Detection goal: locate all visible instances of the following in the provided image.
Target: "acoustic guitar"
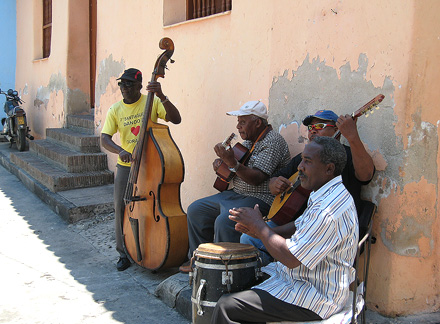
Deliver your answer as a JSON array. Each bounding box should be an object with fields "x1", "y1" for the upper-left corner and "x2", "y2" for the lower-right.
[
  {"x1": 213, "y1": 133, "x2": 249, "y2": 192},
  {"x1": 267, "y1": 94, "x2": 385, "y2": 226}
]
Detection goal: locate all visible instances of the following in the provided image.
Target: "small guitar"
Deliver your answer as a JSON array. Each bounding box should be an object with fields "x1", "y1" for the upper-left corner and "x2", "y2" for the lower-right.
[
  {"x1": 266, "y1": 171, "x2": 311, "y2": 225},
  {"x1": 267, "y1": 94, "x2": 385, "y2": 225},
  {"x1": 213, "y1": 133, "x2": 249, "y2": 192}
]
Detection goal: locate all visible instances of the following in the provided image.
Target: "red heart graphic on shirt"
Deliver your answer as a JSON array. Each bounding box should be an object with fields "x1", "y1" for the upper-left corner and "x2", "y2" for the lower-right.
[{"x1": 131, "y1": 126, "x2": 140, "y2": 136}]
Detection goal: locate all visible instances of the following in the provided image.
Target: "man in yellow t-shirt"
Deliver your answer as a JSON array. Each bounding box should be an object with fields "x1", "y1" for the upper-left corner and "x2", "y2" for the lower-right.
[{"x1": 101, "y1": 68, "x2": 181, "y2": 271}]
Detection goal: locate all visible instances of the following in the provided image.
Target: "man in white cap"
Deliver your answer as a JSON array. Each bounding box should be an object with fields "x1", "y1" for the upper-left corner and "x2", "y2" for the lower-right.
[{"x1": 179, "y1": 101, "x2": 290, "y2": 273}]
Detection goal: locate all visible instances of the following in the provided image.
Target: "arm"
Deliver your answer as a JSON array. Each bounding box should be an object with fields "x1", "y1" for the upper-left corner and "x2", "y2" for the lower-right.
[
  {"x1": 336, "y1": 115, "x2": 375, "y2": 181},
  {"x1": 272, "y1": 221, "x2": 296, "y2": 238},
  {"x1": 230, "y1": 205, "x2": 301, "y2": 268},
  {"x1": 146, "y1": 81, "x2": 181, "y2": 124},
  {"x1": 237, "y1": 219, "x2": 296, "y2": 239},
  {"x1": 214, "y1": 143, "x2": 268, "y2": 186},
  {"x1": 101, "y1": 133, "x2": 132, "y2": 163}
]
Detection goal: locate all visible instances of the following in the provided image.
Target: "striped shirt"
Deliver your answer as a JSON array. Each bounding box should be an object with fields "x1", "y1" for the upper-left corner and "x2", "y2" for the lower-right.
[{"x1": 254, "y1": 176, "x2": 359, "y2": 319}]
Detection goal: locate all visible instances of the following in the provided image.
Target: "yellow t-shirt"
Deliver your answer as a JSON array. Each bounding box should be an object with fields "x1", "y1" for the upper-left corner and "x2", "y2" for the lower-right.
[{"x1": 101, "y1": 94, "x2": 167, "y2": 166}]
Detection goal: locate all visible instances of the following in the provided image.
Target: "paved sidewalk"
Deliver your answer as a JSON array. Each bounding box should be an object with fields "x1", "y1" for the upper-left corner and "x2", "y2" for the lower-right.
[
  {"x1": 0, "y1": 164, "x2": 189, "y2": 324},
  {"x1": 0, "y1": 140, "x2": 439, "y2": 324}
]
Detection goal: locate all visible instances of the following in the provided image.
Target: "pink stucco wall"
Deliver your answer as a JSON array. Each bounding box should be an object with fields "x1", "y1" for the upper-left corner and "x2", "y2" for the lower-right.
[{"x1": 15, "y1": 0, "x2": 440, "y2": 317}]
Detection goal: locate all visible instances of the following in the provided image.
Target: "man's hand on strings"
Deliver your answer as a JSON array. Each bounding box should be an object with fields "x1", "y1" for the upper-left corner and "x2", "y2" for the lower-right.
[
  {"x1": 336, "y1": 114, "x2": 359, "y2": 142},
  {"x1": 214, "y1": 143, "x2": 236, "y2": 167},
  {"x1": 269, "y1": 176, "x2": 293, "y2": 195},
  {"x1": 119, "y1": 149, "x2": 132, "y2": 163},
  {"x1": 146, "y1": 81, "x2": 165, "y2": 99}
]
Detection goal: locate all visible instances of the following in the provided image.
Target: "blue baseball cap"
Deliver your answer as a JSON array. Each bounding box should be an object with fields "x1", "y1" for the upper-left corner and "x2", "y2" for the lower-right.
[{"x1": 302, "y1": 110, "x2": 339, "y2": 126}]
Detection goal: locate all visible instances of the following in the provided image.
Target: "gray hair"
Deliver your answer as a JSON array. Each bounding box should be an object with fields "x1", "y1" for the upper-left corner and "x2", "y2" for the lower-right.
[
  {"x1": 250, "y1": 114, "x2": 268, "y2": 126},
  {"x1": 312, "y1": 136, "x2": 347, "y2": 176}
]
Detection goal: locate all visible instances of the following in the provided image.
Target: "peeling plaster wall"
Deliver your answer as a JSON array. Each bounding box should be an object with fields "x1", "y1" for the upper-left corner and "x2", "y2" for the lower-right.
[
  {"x1": 91, "y1": 0, "x2": 440, "y2": 316},
  {"x1": 15, "y1": 0, "x2": 440, "y2": 316}
]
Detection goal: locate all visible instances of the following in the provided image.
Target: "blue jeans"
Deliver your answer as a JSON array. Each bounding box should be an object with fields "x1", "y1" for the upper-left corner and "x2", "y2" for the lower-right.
[
  {"x1": 240, "y1": 220, "x2": 278, "y2": 266},
  {"x1": 186, "y1": 190, "x2": 269, "y2": 258}
]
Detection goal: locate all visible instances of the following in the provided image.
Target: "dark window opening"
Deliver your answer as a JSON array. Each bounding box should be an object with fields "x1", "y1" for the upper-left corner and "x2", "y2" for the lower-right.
[
  {"x1": 187, "y1": 0, "x2": 231, "y2": 20},
  {"x1": 43, "y1": 0, "x2": 52, "y2": 58}
]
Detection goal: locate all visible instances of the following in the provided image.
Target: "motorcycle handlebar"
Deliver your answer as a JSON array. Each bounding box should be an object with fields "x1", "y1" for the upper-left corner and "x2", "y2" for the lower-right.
[{"x1": 0, "y1": 89, "x2": 24, "y2": 104}]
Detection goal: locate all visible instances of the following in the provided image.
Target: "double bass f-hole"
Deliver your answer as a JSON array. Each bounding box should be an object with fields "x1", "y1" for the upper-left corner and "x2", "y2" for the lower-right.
[
  {"x1": 149, "y1": 191, "x2": 161, "y2": 222},
  {"x1": 127, "y1": 186, "x2": 147, "y2": 212}
]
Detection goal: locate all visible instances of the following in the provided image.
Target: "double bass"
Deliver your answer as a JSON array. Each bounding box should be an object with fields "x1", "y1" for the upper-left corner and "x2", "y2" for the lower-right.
[{"x1": 123, "y1": 38, "x2": 188, "y2": 270}]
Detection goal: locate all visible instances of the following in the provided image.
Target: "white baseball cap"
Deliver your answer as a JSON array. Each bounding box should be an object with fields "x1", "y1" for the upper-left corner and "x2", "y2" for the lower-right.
[{"x1": 226, "y1": 101, "x2": 268, "y2": 120}]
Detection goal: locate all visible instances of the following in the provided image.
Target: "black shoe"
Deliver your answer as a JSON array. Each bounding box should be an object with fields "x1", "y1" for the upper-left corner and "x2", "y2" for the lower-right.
[{"x1": 116, "y1": 257, "x2": 131, "y2": 271}]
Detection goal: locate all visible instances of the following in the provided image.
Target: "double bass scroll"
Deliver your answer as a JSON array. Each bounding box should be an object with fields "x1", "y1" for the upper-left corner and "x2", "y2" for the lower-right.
[{"x1": 123, "y1": 38, "x2": 188, "y2": 271}]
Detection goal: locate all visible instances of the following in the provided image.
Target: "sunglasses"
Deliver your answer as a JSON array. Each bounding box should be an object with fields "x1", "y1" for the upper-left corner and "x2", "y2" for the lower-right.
[
  {"x1": 307, "y1": 123, "x2": 336, "y2": 131},
  {"x1": 118, "y1": 81, "x2": 136, "y2": 88}
]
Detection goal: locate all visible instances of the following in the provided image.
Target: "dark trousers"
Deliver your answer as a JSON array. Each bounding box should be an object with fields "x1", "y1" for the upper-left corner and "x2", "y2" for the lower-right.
[
  {"x1": 211, "y1": 289, "x2": 322, "y2": 324},
  {"x1": 114, "y1": 164, "x2": 130, "y2": 258}
]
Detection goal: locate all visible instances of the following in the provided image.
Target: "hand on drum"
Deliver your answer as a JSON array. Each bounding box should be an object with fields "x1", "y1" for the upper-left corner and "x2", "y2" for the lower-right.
[{"x1": 229, "y1": 204, "x2": 266, "y2": 238}]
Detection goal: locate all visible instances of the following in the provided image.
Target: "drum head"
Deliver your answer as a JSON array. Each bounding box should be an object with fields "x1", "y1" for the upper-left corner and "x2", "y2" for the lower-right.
[{"x1": 196, "y1": 242, "x2": 257, "y2": 260}]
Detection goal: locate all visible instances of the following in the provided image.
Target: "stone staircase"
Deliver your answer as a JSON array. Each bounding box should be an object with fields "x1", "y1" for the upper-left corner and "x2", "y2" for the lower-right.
[{"x1": 7, "y1": 112, "x2": 115, "y2": 222}]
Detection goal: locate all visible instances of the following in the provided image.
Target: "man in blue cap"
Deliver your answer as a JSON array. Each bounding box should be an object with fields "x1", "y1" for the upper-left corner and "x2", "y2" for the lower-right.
[{"x1": 240, "y1": 109, "x2": 375, "y2": 265}]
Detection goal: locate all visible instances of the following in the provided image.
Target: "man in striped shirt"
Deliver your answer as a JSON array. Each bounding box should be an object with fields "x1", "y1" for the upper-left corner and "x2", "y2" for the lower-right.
[{"x1": 212, "y1": 136, "x2": 359, "y2": 323}]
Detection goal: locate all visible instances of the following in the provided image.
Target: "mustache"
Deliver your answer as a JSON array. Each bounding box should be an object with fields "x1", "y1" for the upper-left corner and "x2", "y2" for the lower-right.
[{"x1": 298, "y1": 171, "x2": 306, "y2": 178}]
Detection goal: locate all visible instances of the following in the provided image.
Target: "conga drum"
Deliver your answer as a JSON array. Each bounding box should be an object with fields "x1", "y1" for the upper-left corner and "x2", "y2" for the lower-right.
[{"x1": 191, "y1": 242, "x2": 261, "y2": 324}]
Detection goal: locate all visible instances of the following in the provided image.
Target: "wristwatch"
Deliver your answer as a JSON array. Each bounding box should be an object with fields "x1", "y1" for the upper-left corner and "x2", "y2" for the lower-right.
[{"x1": 228, "y1": 160, "x2": 240, "y2": 173}]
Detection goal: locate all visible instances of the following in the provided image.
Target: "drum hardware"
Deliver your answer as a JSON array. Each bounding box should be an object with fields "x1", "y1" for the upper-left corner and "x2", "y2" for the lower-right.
[
  {"x1": 188, "y1": 255, "x2": 196, "y2": 285},
  {"x1": 195, "y1": 279, "x2": 207, "y2": 316},
  {"x1": 220, "y1": 255, "x2": 233, "y2": 292},
  {"x1": 191, "y1": 243, "x2": 261, "y2": 324}
]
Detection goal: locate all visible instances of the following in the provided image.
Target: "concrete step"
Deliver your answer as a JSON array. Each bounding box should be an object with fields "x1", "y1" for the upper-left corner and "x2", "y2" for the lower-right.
[
  {"x1": 66, "y1": 114, "x2": 95, "y2": 135},
  {"x1": 46, "y1": 128, "x2": 101, "y2": 153},
  {"x1": 29, "y1": 139, "x2": 108, "y2": 173},
  {"x1": 0, "y1": 142, "x2": 114, "y2": 223},
  {"x1": 10, "y1": 151, "x2": 114, "y2": 192}
]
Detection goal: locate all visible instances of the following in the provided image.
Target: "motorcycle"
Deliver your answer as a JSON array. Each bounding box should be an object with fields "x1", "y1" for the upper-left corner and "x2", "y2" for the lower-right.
[{"x1": 0, "y1": 88, "x2": 34, "y2": 151}]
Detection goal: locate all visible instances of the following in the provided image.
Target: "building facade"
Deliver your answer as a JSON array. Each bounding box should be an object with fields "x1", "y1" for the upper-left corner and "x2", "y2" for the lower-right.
[{"x1": 15, "y1": 0, "x2": 440, "y2": 317}]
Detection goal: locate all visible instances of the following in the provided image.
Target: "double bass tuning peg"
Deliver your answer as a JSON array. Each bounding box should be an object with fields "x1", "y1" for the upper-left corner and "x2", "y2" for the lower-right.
[{"x1": 165, "y1": 60, "x2": 175, "y2": 71}]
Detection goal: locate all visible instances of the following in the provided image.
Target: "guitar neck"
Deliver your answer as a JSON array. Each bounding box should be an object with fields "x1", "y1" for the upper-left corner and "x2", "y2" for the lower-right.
[
  {"x1": 222, "y1": 133, "x2": 236, "y2": 149},
  {"x1": 332, "y1": 94, "x2": 384, "y2": 140}
]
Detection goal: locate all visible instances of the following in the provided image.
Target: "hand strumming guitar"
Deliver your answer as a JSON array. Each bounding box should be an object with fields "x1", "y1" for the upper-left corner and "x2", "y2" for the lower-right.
[
  {"x1": 269, "y1": 176, "x2": 294, "y2": 195},
  {"x1": 214, "y1": 142, "x2": 237, "y2": 169}
]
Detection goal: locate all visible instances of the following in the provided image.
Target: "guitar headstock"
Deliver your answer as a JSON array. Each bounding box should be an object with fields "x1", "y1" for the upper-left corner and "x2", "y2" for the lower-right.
[
  {"x1": 222, "y1": 133, "x2": 237, "y2": 149},
  {"x1": 352, "y1": 94, "x2": 385, "y2": 118}
]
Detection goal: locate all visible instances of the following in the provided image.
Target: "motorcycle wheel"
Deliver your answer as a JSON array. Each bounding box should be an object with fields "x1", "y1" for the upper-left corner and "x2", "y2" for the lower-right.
[{"x1": 16, "y1": 128, "x2": 26, "y2": 151}]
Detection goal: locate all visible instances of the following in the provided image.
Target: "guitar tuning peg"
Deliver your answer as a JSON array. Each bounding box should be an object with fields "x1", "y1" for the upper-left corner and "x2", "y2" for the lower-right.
[{"x1": 170, "y1": 59, "x2": 175, "y2": 63}]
